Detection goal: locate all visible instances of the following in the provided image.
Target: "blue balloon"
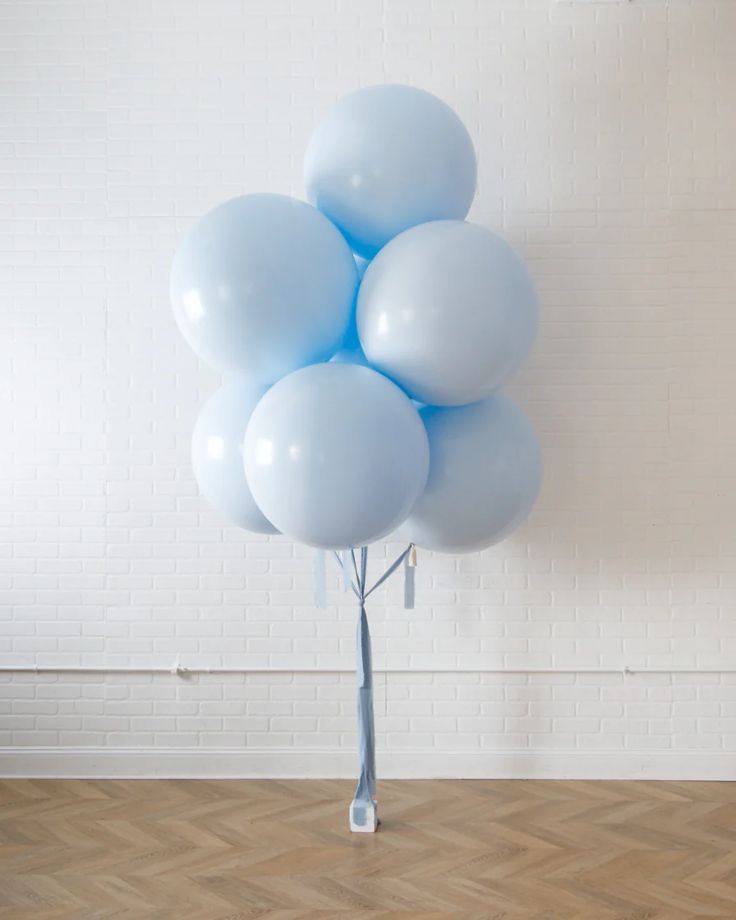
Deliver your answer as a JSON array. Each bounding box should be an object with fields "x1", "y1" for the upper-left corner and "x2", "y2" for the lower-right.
[
  {"x1": 191, "y1": 377, "x2": 278, "y2": 534},
  {"x1": 304, "y1": 85, "x2": 477, "y2": 259},
  {"x1": 244, "y1": 363, "x2": 429, "y2": 550},
  {"x1": 358, "y1": 220, "x2": 538, "y2": 406},
  {"x1": 401, "y1": 394, "x2": 542, "y2": 553},
  {"x1": 171, "y1": 194, "x2": 357, "y2": 381}
]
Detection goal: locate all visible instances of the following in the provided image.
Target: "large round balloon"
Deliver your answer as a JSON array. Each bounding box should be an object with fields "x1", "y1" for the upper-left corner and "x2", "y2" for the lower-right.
[
  {"x1": 243, "y1": 363, "x2": 429, "y2": 549},
  {"x1": 401, "y1": 394, "x2": 542, "y2": 553},
  {"x1": 191, "y1": 377, "x2": 278, "y2": 534},
  {"x1": 171, "y1": 193, "x2": 357, "y2": 381},
  {"x1": 357, "y1": 220, "x2": 538, "y2": 406},
  {"x1": 304, "y1": 85, "x2": 476, "y2": 259}
]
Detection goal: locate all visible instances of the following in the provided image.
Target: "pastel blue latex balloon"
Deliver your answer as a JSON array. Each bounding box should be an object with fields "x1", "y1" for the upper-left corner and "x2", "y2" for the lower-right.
[
  {"x1": 304, "y1": 85, "x2": 477, "y2": 258},
  {"x1": 171, "y1": 193, "x2": 357, "y2": 381},
  {"x1": 191, "y1": 376, "x2": 278, "y2": 534},
  {"x1": 244, "y1": 363, "x2": 429, "y2": 550},
  {"x1": 401, "y1": 394, "x2": 542, "y2": 553},
  {"x1": 358, "y1": 220, "x2": 538, "y2": 406}
]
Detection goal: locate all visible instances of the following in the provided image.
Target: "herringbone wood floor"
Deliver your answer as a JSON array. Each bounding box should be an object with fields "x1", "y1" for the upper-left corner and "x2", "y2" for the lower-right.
[{"x1": 1, "y1": 779, "x2": 735, "y2": 918}]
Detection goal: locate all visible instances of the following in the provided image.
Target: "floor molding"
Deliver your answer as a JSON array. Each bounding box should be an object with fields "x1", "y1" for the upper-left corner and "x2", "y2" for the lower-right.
[{"x1": 1, "y1": 747, "x2": 733, "y2": 781}]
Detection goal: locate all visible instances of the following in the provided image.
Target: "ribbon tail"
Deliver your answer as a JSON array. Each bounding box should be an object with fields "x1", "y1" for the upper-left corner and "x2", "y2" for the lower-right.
[
  {"x1": 403, "y1": 553, "x2": 415, "y2": 610},
  {"x1": 353, "y1": 604, "x2": 376, "y2": 806}
]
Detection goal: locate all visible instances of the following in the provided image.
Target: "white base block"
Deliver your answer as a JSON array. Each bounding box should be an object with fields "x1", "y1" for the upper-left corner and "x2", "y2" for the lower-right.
[{"x1": 349, "y1": 797, "x2": 378, "y2": 833}]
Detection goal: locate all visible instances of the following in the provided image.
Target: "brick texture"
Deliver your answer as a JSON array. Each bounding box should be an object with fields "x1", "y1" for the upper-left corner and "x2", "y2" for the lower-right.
[{"x1": 2, "y1": 0, "x2": 736, "y2": 774}]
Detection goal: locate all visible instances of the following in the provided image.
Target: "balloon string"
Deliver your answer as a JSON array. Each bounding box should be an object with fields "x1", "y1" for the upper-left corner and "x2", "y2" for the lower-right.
[
  {"x1": 333, "y1": 544, "x2": 415, "y2": 605},
  {"x1": 404, "y1": 551, "x2": 415, "y2": 610},
  {"x1": 333, "y1": 551, "x2": 361, "y2": 601},
  {"x1": 353, "y1": 598, "x2": 376, "y2": 805},
  {"x1": 363, "y1": 544, "x2": 413, "y2": 599},
  {"x1": 350, "y1": 548, "x2": 360, "y2": 591},
  {"x1": 337, "y1": 544, "x2": 415, "y2": 829},
  {"x1": 331, "y1": 542, "x2": 415, "y2": 604},
  {"x1": 351, "y1": 546, "x2": 374, "y2": 809},
  {"x1": 355, "y1": 546, "x2": 375, "y2": 809}
]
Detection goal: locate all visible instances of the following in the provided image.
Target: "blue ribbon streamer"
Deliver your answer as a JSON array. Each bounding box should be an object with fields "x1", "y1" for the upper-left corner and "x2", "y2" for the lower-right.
[
  {"x1": 344, "y1": 543, "x2": 415, "y2": 824},
  {"x1": 352, "y1": 546, "x2": 375, "y2": 809},
  {"x1": 354, "y1": 601, "x2": 376, "y2": 805},
  {"x1": 404, "y1": 553, "x2": 415, "y2": 610},
  {"x1": 329, "y1": 544, "x2": 414, "y2": 826},
  {"x1": 363, "y1": 545, "x2": 412, "y2": 599}
]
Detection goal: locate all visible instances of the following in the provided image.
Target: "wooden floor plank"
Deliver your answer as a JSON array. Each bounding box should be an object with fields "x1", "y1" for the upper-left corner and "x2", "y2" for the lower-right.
[{"x1": 0, "y1": 778, "x2": 734, "y2": 918}]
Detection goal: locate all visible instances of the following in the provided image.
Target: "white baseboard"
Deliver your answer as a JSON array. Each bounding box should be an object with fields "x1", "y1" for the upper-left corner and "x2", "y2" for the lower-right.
[{"x1": 1, "y1": 747, "x2": 734, "y2": 781}]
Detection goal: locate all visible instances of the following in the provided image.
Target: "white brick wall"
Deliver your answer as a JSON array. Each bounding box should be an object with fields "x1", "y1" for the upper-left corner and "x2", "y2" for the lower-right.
[{"x1": 2, "y1": 0, "x2": 736, "y2": 778}]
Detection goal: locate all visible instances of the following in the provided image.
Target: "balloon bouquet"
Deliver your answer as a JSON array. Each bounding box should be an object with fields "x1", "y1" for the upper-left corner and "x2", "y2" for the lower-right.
[{"x1": 171, "y1": 85, "x2": 542, "y2": 832}]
